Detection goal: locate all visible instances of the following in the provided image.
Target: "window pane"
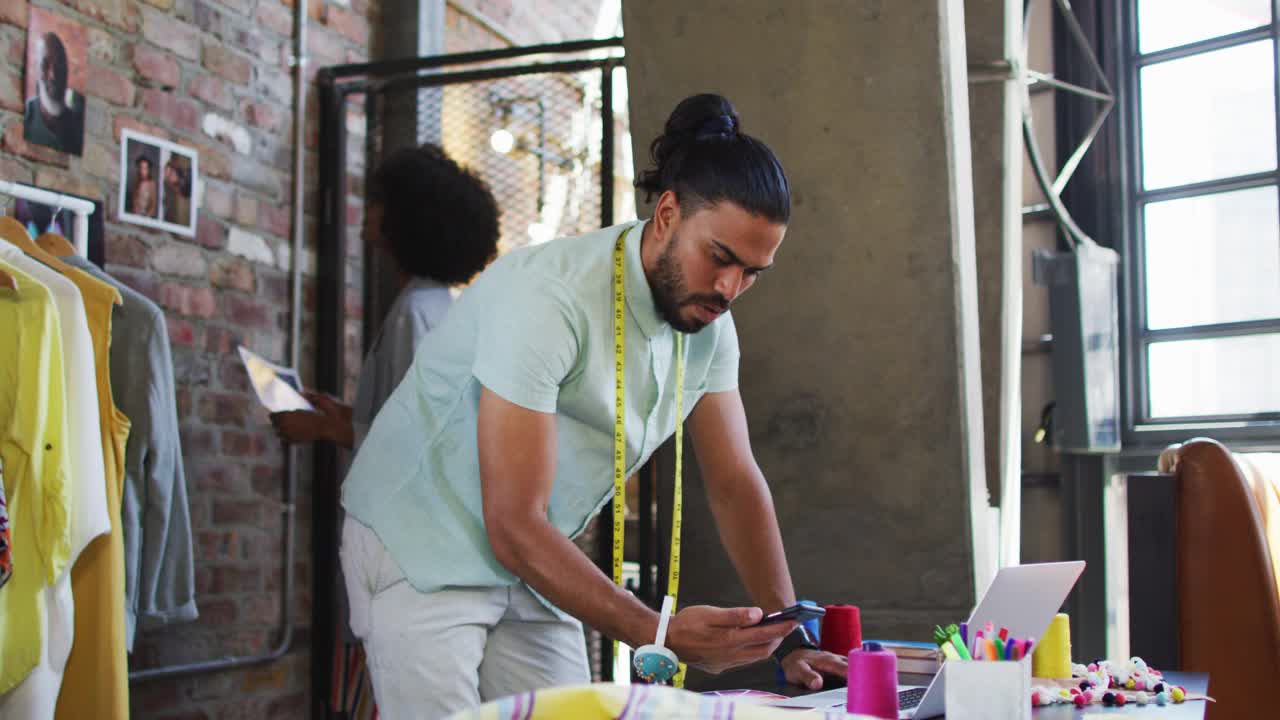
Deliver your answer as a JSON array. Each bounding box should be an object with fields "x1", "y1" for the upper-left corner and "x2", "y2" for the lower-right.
[
  {"x1": 1144, "y1": 187, "x2": 1280, "y2": 329},
  {"x1": 1138, "y1": 0, "x2": 1271, "y2": 54},
  {"x1": 1148, "y1": 334, "x2": 1280, "y2": 417},
  {"x1": 1140, "y1": 40, "x2": 1276, "y2": 190}
]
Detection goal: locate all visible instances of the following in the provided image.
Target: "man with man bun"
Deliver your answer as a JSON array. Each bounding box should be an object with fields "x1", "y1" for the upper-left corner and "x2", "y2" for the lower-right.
[{"x1": 339, "y1": 93, "x2": 845, "y2": 717}]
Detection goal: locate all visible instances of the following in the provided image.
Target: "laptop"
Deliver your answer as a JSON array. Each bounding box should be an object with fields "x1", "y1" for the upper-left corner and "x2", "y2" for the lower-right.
[{"x1": 763, "y1": 561, "x2": 1086, "y2": 718}]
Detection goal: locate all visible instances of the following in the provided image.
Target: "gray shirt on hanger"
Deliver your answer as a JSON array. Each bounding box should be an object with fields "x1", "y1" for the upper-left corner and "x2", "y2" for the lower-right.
[{"x1": 64, "y1": 255, "x2": 198, "y2": 649}]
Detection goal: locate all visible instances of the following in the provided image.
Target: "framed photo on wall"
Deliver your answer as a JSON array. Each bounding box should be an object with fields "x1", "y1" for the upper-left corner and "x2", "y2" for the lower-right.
[
  {"x1": 118, "y1": 129, "x2": 199, "y2": 237},
  {"x1": 24, "y1": 6, "x2": 86, "y2": 156}
]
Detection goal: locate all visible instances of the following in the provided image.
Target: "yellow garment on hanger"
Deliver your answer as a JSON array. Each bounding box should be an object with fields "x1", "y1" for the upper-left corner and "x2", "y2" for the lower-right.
[
  {"x1": 34, "y1": 232, "x2": 77, "y2": 258},
  {"x1": 0, "y1": 259, "x2": 72, "y2": 692},
  {"x1": 0, "y1": 216, "x2": 132, "y2": 719},
  {"x1": 52, "y1": 265, "x2": 131, "y2": 720}
]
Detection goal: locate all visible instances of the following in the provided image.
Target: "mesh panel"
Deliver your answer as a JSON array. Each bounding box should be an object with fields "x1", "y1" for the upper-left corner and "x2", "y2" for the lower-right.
[{"x1": 371, "y1": 68, "x2": 631, "y2": 254}]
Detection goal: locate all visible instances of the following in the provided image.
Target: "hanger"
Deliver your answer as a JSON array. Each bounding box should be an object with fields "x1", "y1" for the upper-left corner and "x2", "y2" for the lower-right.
[
  {"x1": 0, "y1": 199, "x2": 21, "y2": 293},
  {"x1": 35, "y1": 198, "x2": 77, "y2": 257},
  {"x1": 0, "y1": 213, "x2": 81, "y2": 278},
  {"x1": 0, "y1": 266, "x2": 16, "y2": 293}
]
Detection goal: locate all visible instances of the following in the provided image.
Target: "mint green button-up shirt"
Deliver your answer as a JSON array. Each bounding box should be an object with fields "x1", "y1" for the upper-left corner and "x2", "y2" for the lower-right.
[{"x1": 340, "y1": 220, "x2": 740, "y2": 601}]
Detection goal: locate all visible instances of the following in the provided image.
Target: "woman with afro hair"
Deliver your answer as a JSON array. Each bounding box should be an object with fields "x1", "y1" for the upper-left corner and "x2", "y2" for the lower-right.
[{"x1": 271, "y1": 143, "x2": 499, "y2": 450}]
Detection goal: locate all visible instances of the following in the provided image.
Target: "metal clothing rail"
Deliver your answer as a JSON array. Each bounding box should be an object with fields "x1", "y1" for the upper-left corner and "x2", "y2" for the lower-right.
[{"x1": 0, "y1": 179, "x2": 95, "y2": 256}]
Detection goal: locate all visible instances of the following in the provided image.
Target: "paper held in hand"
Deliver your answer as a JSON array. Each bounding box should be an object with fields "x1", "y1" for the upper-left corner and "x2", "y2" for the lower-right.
[{"x1": 237, "y1": 345, "x2": 314, "y2": 413}]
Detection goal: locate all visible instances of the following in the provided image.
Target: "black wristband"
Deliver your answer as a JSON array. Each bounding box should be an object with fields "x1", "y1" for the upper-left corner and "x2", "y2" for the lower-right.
[{"x1": 772, "y1": 625, "x2": 818, "y2": 664}]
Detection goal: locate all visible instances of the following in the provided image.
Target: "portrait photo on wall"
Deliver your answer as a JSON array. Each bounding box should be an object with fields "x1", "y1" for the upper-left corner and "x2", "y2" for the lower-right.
[
  {"x1": 160, "y1": 149, "x2": 194, "y2": 229},
  {"x1": 119, "y1": 129, "x2": 199, "y2": 237},
  {"x1": 23, "y1": 6, "x2": 87, "y2": 156}
]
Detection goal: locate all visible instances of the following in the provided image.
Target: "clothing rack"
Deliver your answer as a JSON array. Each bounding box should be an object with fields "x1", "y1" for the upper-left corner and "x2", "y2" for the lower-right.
[{"x1": 0, "y1": 180, "x2": 96, "y2": 257}]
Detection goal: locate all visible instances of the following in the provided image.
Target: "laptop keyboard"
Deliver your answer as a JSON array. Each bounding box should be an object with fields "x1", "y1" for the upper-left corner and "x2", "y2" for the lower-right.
[{"x1": 898, "y1": 687, "x2": 926, "y2": 710}]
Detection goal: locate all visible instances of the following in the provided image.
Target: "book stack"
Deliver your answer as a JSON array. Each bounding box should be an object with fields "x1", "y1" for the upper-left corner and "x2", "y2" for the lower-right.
[{"x1": 868, "y1": 640, "x2": 943, "y2": 676}]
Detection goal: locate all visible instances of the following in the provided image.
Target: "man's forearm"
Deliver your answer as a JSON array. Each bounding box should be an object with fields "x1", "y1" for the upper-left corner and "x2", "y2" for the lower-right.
[
  {"x1": 490, "y1": 514, "x2": 659, "y2": 648},
  {"x1": 706, "y1": 468, "x2": 796, "y2": 612}
]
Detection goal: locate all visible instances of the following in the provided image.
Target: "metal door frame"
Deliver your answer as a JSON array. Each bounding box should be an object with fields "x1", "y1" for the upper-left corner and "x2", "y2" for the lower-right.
[{"x1": 314, "y1": 38, "x2": 627, "y2": 708}]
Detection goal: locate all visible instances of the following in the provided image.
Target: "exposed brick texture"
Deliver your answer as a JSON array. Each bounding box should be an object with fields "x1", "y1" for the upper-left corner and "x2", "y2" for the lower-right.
[
  {"x1": 0, "y1": 0, "x2": 28, "y2": 28},
  {"x1": 59, "y1": 0, "x2": 139, "y2": 32},
  {"x1": 141, "y1": 7, "x2": 199, "y2": 60},
  {"x1": 0, "y1": 71, "x2": 21, "y2": 114},
  {"x1": 0, "y1": 1, "x2": 606, "y2": 717},
  {"x1": 85, "y1": 64, "x2": 137, "y2": 107},
  {"x1": 134, "y1": 44, "x2": 182, "y2": 87},
  {"x1": 188, "y1": 74, "x2": 233, "y2": 111},
  {"x1": 113, "y1": 113, "x2": 172, "y2": 142},
  {"x1": 3, "y1": 123, "x2": 71, "y2": 166},
  {"x1": 195, "y1": 214, "x2": 228, "y2": 249},
  {"x1": 255, "y1": 2, "x2": 292, "y2": 37},
  {"x1": 203, "y1": 42, "x2": 252, "y2": 85},
  {"x1": 140, "y1": 88, "x2": 200, "y2": 132},
  {"x1": 323, "y1": 4, "x2": 368, "y2": 45}
]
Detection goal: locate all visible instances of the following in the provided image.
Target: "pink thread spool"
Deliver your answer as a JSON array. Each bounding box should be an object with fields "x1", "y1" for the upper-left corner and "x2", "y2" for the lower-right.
[
  {"x1": 847, "y1": 642, "x2": 899, "y2": 719},
  {"x1": 820, "y1": 605, "x2": 862, "y2": 657}
]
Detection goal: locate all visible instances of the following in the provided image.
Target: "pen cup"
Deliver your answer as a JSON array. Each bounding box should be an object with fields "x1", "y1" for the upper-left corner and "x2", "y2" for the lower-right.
[{"x1": 943, "y1": 658, "x2": 1031, "y2": 720}]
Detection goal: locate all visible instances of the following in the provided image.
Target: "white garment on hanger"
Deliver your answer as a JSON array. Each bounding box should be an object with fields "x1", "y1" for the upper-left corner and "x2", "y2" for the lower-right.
[
  {"x1": 0, "y1": 573, "x2": 75, "y2": 720},
  {"x1": 0, "y1": 240, "x2": 109, "y2": 718}
]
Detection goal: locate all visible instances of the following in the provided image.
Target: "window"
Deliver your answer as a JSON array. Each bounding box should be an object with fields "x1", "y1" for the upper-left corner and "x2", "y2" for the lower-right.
[{"x1": 1122, "y1": 0, "x2": 1280, "y2": 436}]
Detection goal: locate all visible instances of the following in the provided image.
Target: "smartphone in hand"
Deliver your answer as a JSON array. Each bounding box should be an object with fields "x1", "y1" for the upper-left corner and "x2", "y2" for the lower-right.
[{"x1": 755, "y1": 603, "x2": 826, "y2": 626}]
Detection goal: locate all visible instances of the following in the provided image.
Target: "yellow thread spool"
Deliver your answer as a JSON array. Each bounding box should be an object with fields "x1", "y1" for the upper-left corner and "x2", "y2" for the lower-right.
[{"x1": 1032, "y1": 613, "x2": 1073, "y2": 679}]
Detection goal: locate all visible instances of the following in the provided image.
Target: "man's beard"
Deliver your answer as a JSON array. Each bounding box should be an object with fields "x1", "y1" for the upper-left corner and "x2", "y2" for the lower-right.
[
  {"x1": 651, "y1": 230, "x2": 730, "y2": 334},
  {"x1": 38, "y1": 78, "x2": 65, "y2": 117}
]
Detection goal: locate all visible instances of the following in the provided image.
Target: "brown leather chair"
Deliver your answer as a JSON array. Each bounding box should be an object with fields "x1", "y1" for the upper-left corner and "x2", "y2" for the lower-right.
[{"x1": 1158, "y1": 438, "x2": 1280, "y2": 719}]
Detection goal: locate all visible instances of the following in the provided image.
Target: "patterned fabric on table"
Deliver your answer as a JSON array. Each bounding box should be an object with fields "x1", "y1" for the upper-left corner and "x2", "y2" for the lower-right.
[
  {"x1": 0, "y1": 458, "x2": 10, "y2": 589},
  {"x1": 446, "y1": 683, "x2": 869, "y2": 720}
]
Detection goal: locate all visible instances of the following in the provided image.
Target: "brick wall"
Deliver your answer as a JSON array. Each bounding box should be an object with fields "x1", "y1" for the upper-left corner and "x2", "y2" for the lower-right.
[
  {"x1": 0, "y1": 0, "x2": 611, "y2": 716},
  {"x1": 0, "y1": 0, "x2": 372, "y2": 718},
  {"x1": 448, "y1": 0, "x2": 608, "y2": 47}
]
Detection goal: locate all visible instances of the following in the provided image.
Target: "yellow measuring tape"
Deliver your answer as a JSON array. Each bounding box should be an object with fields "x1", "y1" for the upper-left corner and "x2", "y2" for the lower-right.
[{"x1": 612, "y1": 226, "x2": 686, "y2": 686}]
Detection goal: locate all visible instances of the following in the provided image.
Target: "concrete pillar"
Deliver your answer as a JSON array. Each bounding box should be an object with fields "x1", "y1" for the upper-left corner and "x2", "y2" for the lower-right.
[
  {"x1": 966, "y1": 0, "x2": 1024, "y2": 565},
  {"x1": 378, "y1": 0, "x2": 445, "y2": 147},
  {"x1": 622, "y1": 0, "x2": 991, "y2": 680},
  {"x1": 365, "y1": 0, "x2": 446, "y2": 341}
]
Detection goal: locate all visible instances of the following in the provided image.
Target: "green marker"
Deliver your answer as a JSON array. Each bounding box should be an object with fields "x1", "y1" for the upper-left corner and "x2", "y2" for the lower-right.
[{"x1": 944, "y1": 623, "x2": 972, "y2": 660}]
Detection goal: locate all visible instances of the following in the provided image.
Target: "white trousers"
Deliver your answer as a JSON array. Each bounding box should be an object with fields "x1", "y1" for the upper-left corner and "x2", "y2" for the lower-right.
[{"x1": 340, "y1": 517, "x2": 590, "y2": 720}]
